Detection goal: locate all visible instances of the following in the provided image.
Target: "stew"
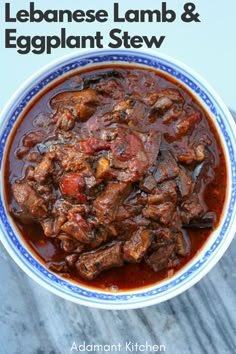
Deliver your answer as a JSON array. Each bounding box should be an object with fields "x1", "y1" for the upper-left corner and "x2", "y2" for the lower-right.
[{"x1": 5, "y1": 66, "x2": 227, "y2": 291}]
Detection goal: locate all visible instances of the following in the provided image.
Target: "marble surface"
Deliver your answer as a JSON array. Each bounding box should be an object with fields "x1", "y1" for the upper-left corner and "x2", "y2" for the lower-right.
[{"x1": 0, "y1": 114, "x2": 235, "y2": 354}]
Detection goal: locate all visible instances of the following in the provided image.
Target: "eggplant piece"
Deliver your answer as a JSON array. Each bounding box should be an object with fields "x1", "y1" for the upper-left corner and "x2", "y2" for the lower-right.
[{"x1": 183, "y1": 213, "x2": 215, "y2": 229}]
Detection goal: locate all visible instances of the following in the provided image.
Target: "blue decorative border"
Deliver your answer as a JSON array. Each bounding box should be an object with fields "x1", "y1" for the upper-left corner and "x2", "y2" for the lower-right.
[{"x1": 0, "y1": 50, "x2": 235, "y2": 306}]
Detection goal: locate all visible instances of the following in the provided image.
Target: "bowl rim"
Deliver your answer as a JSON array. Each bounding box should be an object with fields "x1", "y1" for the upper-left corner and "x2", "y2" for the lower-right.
[{"x1": 0, "y1": 48, "x2": 235, "y2": 309}]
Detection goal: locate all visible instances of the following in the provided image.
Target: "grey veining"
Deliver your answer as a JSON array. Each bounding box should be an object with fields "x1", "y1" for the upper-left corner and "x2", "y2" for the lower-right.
[{"x1": 0, "y1": 113, "x2": 235, "y2": 354}]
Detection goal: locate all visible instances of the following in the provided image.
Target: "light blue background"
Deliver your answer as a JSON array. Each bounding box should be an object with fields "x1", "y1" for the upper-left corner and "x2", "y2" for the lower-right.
[{"x1": 0, "y1": 0, "x2": 236, "y2": 111}]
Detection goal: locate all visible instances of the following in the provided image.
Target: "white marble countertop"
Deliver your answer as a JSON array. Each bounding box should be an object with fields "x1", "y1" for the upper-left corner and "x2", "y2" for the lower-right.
[{"x1": 0, "y1": 112, "x2": 235, "y2": 354}]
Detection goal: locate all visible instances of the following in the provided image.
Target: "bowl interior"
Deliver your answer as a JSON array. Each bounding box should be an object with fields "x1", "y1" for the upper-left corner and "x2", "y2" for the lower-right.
[{"x1": 0, "y1": 50, "x2": 235, "y2": 309}]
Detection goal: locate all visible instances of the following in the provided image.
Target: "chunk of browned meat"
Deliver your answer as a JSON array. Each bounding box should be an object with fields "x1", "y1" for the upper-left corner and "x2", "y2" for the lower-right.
[
  {"x1": 177, "y1": 168, "x2": 194, "y2": 198},
  {"x1": 175, "y1": 112, "x2": 201, "y2": 137},
  {"x1": 50, "y1": 89, "x2": 99, "y2": 122},
  {"x1": 181, "y1": 194, "x2": 205, "y2": 224},
  {"x1": 123, "y1": 230, "x2": 153, "y2": 262},
  {"x1": 22, "y1": 131, "x2": 46, "y2": 148},
  {"x1": 146, "y1": 88, "x2": 184, "y2": 106},
  {"x1": 147, "y1": 180, "x2": 177, "y2": 205},
  {"x1": 174, "y1": 144, "x2": 206, "y2": 164},
  {"x1": 143, "y1": 202, "x2": 175, "y2": 225},
  {"x1": 174, "y1": 231, "x2": 189, "y2": 256},
  {"x1": 76, "y1": 242, "x2": 123, "y2": 280},
  {"x1": 34, "y1": 153, "x2": 54, "y2": 184},
  {"x1": 155, "y1": 150, "x2": 179, "y2": 183},
  {"x1": 53, "y1": 108, "x2": 75, "y2": 131},
  {"x1": 95, "y1": 182, "x2": 131, "y2": 224},
  {"x1": 137, "y1": 130, "x2": 161, "y2": 165},
  {"x1": 96, "y1": 79, "x2": 124, "y2": 100},
  {"x1": 13, "y1": 182, "x2": 47, "y2": 219},
  {"x1": 140, "y1": 175, "x2": 157, "y2": 193},
  {"x1": 61, "y1": 220, "x2": 94, "y2": 244},
  {"x1": 145, "y1": 243, "x2": 175, "y2": 272}
]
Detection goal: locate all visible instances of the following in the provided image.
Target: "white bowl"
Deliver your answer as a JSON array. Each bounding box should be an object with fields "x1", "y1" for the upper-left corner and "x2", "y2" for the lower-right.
[{"x1": 0, "y1": 49, "x2": 235, "y2": 309}]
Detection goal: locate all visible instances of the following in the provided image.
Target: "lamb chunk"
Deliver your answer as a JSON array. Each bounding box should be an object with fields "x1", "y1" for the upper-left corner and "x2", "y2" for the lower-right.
[
  {"x1": 61, "y1": 220, "x2": 93, "y2": 244},
  {"x1": 143, "y1": 202, "x2": 175, "y2": 225},
  {"x1": 145, "y1": 88, "x2": 184, "y2": 106},
  {"x1": 80, "y1": 138, "x2": 110, "y2": 155},
  {"x1": 145, "y1": 243, "x2": 175, "y2": 272},
  {"x1": 58, "y1": 234, "x2": 84, "y2": 253},
  {"x1": 96, "y1": 79, "x2": 124, "y2": 100},
  {"x1": 138, "y1": 130, "x2": 161, "y2": 165},
  {"x1": 181, "y1": 194, "x2": 205, "y2": 224},
  {"x1": 194, "y1": 144, "x2": 205, "y2": 162},
  {"x1": 177, "y1": 168, "x2": 194, "y2": 198},
  {"x1": 34, "y1": 153, "x2": 54, "y2": 184},
  {"x1": 175, "y1": 144, "x2": 206, "y2": 164},
  {"x1": 155, "y1": 150, "x2": 179, "y2": 183},
  {"x1": 147, "y1": 181, "x2": 177, "y2": 205},
  {"x1": 140, "y1": 175, "x2": 157, "y2": 193},
  {"x1": 66, "y1": 254, "x2": 79, "y2": 267},
  {"x1": 123, "y1": 230, "x2": 153, "y2": 262},
  {"x1": 162, "y1": 105, "x2": 184, "y2": 122},
  {"x1": 22, "y1": 131, "x2": 46, "y2": 148},
  {"x1": 50, "y1": 89, "x2": 99, "y2": 122},
  {"x1": 95, "y1": 182, "x2": 131, "y2": 224},
  {"x1": 175, "y1": 147, "x2": 196, "y2": 164},
  {"x1": 13, "y1": 182, "x2": 47, "y2": 219},
  {"x1": 76, "y1": 242, "x2": 123, "y2": 280},
  {"x1": 175, "y1": 112, "x2": 201, "y2": 137},
  {"x1": 174, "y1": 231, "x2": 189, "y2": 256},
  {"x1": 53, "y1": 108, "x2": 75, "y2": 131},
  {"x1": 112, "y1": 99, "x2": 148, "y2": 128}
]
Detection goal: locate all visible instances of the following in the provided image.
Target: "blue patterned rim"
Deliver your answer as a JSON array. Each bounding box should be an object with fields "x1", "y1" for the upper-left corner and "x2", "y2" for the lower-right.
[{"x1": 0, "y1": 50, "x2": 235, "y2": 308}]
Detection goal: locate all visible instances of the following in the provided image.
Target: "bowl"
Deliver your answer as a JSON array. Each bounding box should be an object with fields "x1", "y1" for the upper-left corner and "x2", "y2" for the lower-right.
[{"x1": 0, "y1": 49, "x2": 235, "y2": 309}]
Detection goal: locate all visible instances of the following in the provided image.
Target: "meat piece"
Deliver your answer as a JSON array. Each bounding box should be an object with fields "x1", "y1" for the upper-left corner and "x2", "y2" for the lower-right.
[
  {"x1": 146, "y1": 88, "x2": 184, "y2": 106},
  {"x1": 143, "y1": 202, "x2": 175, "y2": 225},
  {"x1": 175, "y1": 147, "x2": 196, "y2": 164},
  {"x1": 61, "y1": 220, "x2": 93, "y2": 244},
  {"x1": 50, "y1": 89, "x2": 99, "y2": 121},
  {"x1": 34, "y1": 153, "x2": 54, "y2": 184},
  {"x1": 76, "y1": 242, "x2": 123, "y2": 280},
  {"x1": 96, "y1": 79, "x2": 124, "y2": 100},
  {"x1": 123, "y1": 230, "x2": 153, "y2": 262},
  {"x1": 112, "y1": 99, "x2": 148, "y2": 128},
  {"x1": 147, "y1": 180, "x2": 177, "y2": 205},
  {"x1": 175, "y1": 112, "x2": 201, "y2": 137},
  {"x1": 140, "y1": 175, "x2": 157, "y2": 193},
  {"x1": 95, "y1": 182, "x2": 131, "y2": 224},
  {"x1": 177, "y1": 168, "x2": 194, "y2": 198},
  {"x1": 80, "y1": 138, "x2": 110, "y2": 154},
  {"x1": 145, "y1": 243, "x2": 175, "y2": 272},
  {"x1": 66, "y1": 254, "x2": 79, "y2": 267},
  {"x1": 155, "y1": 150, "x2": 179, "y2": 183},
  {"x1": 162, "y1": 105, "x2": 184, "y2": 122},
  {"x1": 13, "y1": 182, "x2": 47, "y2": 219},
  {"x1": 53, "y1": 108, "x2": 75, "y2": 131},
  {"x1": 194, "y1": 144, "x2": 205, "y2": 162},
  {"x1": 175, "y1": 144, "x2": 206, "y2": 164},
  {"x1": 138, "y1": 130, "x2": 161, "y2": 165},
  {"x1": 58, "y1": 234, "x2": 84, "y2": 253},
  {"x1": 22, "y1": 131, "x2": 46, "y2": 148},
  {"x1": 181, "y1": 194, "x2": 205, "y2": 224},
  {"x1": 174, "y1": 231, "x2": 189, "y2": 256}
]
